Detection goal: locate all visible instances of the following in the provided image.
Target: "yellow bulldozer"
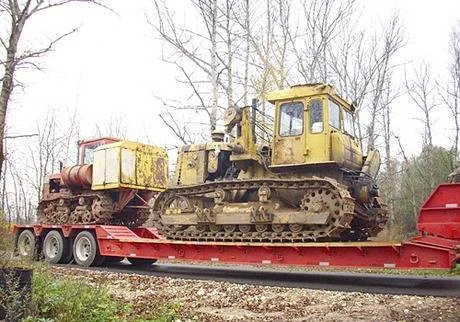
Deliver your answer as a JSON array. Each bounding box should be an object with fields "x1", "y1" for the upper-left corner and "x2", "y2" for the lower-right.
[{"x1": 152, "y1": 83, "x2": 387, "y2": 242}]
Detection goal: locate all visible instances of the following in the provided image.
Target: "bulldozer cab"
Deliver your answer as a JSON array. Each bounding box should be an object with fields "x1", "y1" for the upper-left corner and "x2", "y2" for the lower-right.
[
  {"x1": 267, "y1": 84, "x2": 362, "y2": 170},
  {"x1": 78, "y1": 137, "x2": 120, "y2": 164}
]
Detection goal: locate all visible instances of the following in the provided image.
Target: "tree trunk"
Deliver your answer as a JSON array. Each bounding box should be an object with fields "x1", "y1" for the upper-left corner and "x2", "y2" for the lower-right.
[
  {"x1": 0, "y1": 14, "x2": 26, "y2": 182},
  {"x1": 210, "y1": 0, "x2": 218, "y2": 132},
  {"x1": 226, "y1": 0, "x2": 233, "y2": 109},
  {"x1": 243, "y1": 0, "x2": 250, "y2": 106}
]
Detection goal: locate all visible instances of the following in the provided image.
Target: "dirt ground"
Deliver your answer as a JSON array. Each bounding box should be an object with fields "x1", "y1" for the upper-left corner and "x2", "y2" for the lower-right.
[{"x1": 52, "y1": 266, "x2": 460, "y2": 322}]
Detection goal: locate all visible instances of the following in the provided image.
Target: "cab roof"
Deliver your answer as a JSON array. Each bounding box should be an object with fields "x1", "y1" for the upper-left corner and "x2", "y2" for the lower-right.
[
  {"x1": 78, "y1": 137, "x2": 120, "y2": 145},
  {"x1": 266, "y1": 83, "x2": 353, "y2": 111}
]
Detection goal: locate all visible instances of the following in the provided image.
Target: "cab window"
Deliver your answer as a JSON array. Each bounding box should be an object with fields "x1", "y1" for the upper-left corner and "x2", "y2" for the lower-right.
[
  {"x1": 310, "y1": 100, "x2": 323, "y2": 133},
  {"x1": 83, "y1": 144, "x2": 100, "y2": 164},
  {"x1": 328, "y1": 100, "x2": 340, "y2": 130},
  {"x1": 279, "y1": 102, "x2": 304, "y2": 136},
  {"x1": 344, "y1": 111, "x2": 355, "y2": 137}
]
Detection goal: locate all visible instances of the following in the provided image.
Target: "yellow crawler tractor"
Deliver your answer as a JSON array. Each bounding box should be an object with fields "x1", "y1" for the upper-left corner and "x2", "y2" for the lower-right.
[
  {"x1": 152, "y1": 83, "x2": 387, "y2": 242},
  {"x1": 38, "y1": 137, "x2": 168, "y2": 226}
]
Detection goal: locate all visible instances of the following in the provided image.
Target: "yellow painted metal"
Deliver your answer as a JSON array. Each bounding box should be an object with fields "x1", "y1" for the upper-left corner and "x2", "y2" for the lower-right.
[
  {"x1": 174, "y1": 142, "x2": 233, "y2": 186},
  {"x1": 92, "y1": 140, "x2": 168, "y2": 191},
  {"x1": 174, "y1": 147, "x2": 206, "y2": 185},
  {"x1": 362, "y1": 149, "x2": 381, "y2": 179},
  {"x1": 266, "y1": 83, "x2": 353, "y2": 112},
  {"x1": 330, "y1": 132, "x2": 362, "y2": 170},
  {"x1": 272, "y1": 99, "x2": 307, "y2": 165},
  {"x1": 304, "y1": 96, "x2": 328, "y2": 164},
  {"x1": 235, "y1": 107, "x2": 258, "y2": 158},
  {"x1": 268, "y1": 84, "x2": 362, "y2": 168}
]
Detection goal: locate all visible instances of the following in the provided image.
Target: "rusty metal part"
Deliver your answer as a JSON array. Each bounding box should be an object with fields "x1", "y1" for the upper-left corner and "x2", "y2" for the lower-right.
[
  {"x1": 61, "y1": 165, "x2": 93, "y2": 189},
  {"x1": 37, "y1": 191, "x2": 153, "y2": 227}
]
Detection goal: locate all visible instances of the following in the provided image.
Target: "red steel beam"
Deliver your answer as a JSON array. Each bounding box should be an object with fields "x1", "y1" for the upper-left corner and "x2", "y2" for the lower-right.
[
  {"x1": 94, "y1": 226, "x2": 458, "y2": 270},
  {"x1": 13, "y1": 224, "x2": 459, "y2": 270}
]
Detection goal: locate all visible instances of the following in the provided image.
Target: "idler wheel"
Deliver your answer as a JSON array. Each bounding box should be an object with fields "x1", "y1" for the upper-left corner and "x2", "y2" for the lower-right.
[
  {"x1": 57, "y1": 209, "x2": 70, "y2": 224},
  {"x1": 69, "y1": 211, "x2": 79, "y2": 224},
  {"x1": 223, "y1": 225, "x2": 236, "y2": 233},
  {"x1": 255, "y1": 224, "x2": 268, "y2": 232},
  {"x1": 238, "y1": 224, "x2": 251, "y2": 234},
  {"x1": 81, "y1": 210, "x2": 93, "y2": 224},
  {"x1": 209, "y1": 224, "x2": 221, "y2": 233},
  {"x1": 272, "y1": 224, "x2": 284, "y2": 233},
  {"x1": 289, "y1": 224, "x2": 303, "y2": 233}
]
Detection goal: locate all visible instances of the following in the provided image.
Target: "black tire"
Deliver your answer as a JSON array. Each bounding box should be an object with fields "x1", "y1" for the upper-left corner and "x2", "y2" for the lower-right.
[
  {"x1": 127, "y1": 258, "x2": 157, "y2": 266},
  {"x1": 103, "y1": 256, "x2": 125, "y2": 264},
  {"x1": 62, "y1": 237, "x2": 74, "y2": 264},
  {"x1": 16, "y1": 230, "x2": 36, "y2": 260},
  {"x1": 72, "y1": 231, "x2": 105, "y2": 267},
  {"x1": 42, "y1": 230, "x2": 73, "y2": 264}
]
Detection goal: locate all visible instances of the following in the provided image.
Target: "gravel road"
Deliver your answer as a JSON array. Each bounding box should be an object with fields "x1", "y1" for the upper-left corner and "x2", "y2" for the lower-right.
[{"x1": 52, "y1": 266, "x2": 460, "y2": 322}]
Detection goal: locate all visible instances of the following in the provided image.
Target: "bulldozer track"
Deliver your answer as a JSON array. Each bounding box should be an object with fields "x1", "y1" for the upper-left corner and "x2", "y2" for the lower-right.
[
  {"x1": 152, "y1": 177, "x2": 357, "y2": 243},
  {"x1": 38, "y1": 192, "x2": 150, "y2": 227}
]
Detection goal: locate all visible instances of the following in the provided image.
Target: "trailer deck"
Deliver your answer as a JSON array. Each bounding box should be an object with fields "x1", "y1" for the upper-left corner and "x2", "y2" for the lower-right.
[{"x1": 12, "y1": 183, "x2": 460, "y2": 270}]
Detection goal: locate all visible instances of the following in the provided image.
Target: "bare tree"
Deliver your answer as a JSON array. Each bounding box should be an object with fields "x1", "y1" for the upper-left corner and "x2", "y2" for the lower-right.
[
  {"x1": 209, "y1": 0, "x2": 218, "y2": 130},
  {"x1": 328, "y1": 13, "x2": 404, "y2": 150},
  {"x1": 224, "y1": 0, "x2": 234, "y2": 109},
  {"x1": 0, "y1": 0, "x2": 107, "y2": 183},
  {"x1": 365, "y1": 15, "x2": 405, "y2": 152},
  {"x1": 439, "y1": 23, "x2": 460, "y2": 160},
  {"x1": 27, "y1": 109, "x2": 79, "y2": 201},
  {"x1": 289, "y1": 0, "x2": 356, "y2": 83},
  {"x1": 0, "y1": 107, "x2": 79, "y2": 223},
  {"x1": 405, "y1": 63, "x2": 438, "y2": 147},
  {"x1": 242, "y1": 0, "x2": 250, "y2": 105},
  {"x1": 94, "y1": 114, "x2": 127, "y2": 139},
  {"x1": 151, "y1": 0, "x2": 228, "y2": 135}
]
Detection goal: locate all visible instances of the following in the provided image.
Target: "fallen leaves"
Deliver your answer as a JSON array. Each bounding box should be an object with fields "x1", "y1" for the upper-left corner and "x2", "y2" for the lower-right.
[{"x1": 51, "y1": 266, "x2": 460, "y2": 322}]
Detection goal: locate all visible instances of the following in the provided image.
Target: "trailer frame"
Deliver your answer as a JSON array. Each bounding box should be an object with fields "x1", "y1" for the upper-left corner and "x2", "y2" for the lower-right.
[{"x1": 12, "y1": 183, "x2": 460, "y2": 270}]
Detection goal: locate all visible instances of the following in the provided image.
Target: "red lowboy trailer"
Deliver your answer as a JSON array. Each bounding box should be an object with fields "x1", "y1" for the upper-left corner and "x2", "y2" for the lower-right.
[{"x1": 13, "y1": 184, "x2": 460, "y2": 270}]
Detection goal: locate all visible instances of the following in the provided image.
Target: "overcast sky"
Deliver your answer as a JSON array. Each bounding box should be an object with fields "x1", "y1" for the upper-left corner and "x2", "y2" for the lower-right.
[{"x1": 6, "y1": 0, "x2": 460, "y2": 158}]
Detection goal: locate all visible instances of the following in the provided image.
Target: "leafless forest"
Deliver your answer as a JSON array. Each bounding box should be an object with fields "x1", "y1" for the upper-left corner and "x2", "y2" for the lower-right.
[{"x1": 0, "y1": 0, "x2": 459, "y2": 239}]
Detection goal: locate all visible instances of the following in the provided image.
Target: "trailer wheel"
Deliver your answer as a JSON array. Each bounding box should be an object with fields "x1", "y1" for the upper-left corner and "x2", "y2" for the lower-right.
[
  {"x1": 127, "y1": 258, "x2": 157, "y2": 266},
  {"x1": 43, "y1": 230, "x2": 72, "y2": 264},
  {"x1": 73, "y1": 231, "x2": 105, "y2": 267},
  {"x1": 16, "y1": 229, "x2": 36, "y2": 260}
]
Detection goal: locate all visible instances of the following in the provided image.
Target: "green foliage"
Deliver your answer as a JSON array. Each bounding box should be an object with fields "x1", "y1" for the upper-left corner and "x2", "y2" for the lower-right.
[
  {"x1": 379, "y1": 146, "x2": 455, "y2": 239},
  {"x1": 0, "y1": 210, "x2": 15, "y2": 267},
  {"x1": 398, "y1": 146, "x2": 455, "y2": 236},
  {"x1": 149, "y1": 303, "x2": 183, "y2": 322},
  {"x1": 21, "y1": 265, "x2": 187, "y2": 322},
  {"x1": 24, "y1": 266, "x2": 128, "y2": 322},
  {"x1": 1, "y1": 269, "x2": 30, "y2": 321}
]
